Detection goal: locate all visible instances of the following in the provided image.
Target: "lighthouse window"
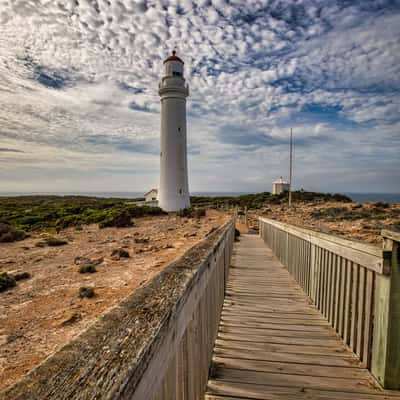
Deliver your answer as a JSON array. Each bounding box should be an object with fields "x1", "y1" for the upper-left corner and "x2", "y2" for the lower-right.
[
  {"x1": 178, "y1": 127, "x2": 181, "y2": 131},
  {"x1": 173, "y1": 71, "x2": 182, "y2": 77},
  {"x1": 179, "y1": 189, "x2": 182, "y2": 194}
]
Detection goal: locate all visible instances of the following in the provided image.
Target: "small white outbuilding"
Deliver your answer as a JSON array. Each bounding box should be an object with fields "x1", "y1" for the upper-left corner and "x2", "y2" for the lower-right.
[
  {"x1": 144, "y1": 189, "x2": 158, "y2": 203},
  {"x1": 272, "y1": 177, "x2": 290, "y2": 195}
]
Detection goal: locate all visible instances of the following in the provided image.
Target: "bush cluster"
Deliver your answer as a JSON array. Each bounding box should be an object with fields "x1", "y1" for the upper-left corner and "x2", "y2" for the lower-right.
[
  {"x1": 190, "y1": 191, "x2": 352, "y2": 210},
  {"x1": 0, "y1": 196, "x2": 166, "y2": 235},
  {"x1": 79, "y1": 264, "x2": 97, "y2": 274},
  {"x1": 0, "y1": 272, "x2": 16, "y2": 292}
]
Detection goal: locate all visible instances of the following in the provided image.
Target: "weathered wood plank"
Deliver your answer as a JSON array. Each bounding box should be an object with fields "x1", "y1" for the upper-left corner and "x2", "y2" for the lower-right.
[
  {"x1": 207, "y1": 380, "x2": 400, "y2": 400},
  {"x1": 206, "y1": 233, "x2": 400, "y2": 400}
]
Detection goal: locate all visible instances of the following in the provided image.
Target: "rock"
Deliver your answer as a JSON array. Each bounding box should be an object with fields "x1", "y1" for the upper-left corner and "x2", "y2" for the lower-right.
[
  {"x1": 184, "y1": 232, "x2": 197, "y2": 238},
  {"x1": 143, "y1": 246, "x2": 154, "y2": 252},
  {"x1": 134, "y1": 237, "x2": 149, "y2": 244},
  {"x1": 74, "y1": 256, "x2": 90, "y2": 265},
  {"x1": 92, "y1": 257, "x2": 104, "y2": 265},
  {"x1": 61, "y1": 312, "x2": 82, "y2": 325},
  {"x1": 110, "y1": 248, "x2": 130, "y2": 260},
  {"x1": 6, "y1": 333, "x2": 24, "y2": 344},
  {"x1": 75, "y1": 256, "x2": 103, "y2": 266},
  {"x1": 79, "y1": 287, "x2": 95, "y2": 299}
]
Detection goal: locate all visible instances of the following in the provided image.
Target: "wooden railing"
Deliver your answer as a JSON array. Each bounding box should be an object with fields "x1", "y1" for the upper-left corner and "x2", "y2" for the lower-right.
[
  {"x1": 259, "y1": 217, "x2": 399, "y2": 389},
  {"x1": 1, "y1": 220, "x2": 235, "y2": 400}
]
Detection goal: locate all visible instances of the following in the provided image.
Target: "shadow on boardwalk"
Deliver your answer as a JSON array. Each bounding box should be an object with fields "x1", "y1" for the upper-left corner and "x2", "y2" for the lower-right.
[{"x1": 206, "y1": 234, "x2": 400, "y2": 400}]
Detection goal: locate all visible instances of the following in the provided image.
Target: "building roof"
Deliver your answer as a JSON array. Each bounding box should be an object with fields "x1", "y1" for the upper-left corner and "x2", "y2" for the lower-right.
[
  {"x1": 273, "y1": 177, "x2": 289, "y2": 184},
  {"x1": 163, "y1": 50, "x2": 184, "y2": 64},
  {"x1": 144, "y1": 188, "x2": 158, "y2": 196}
]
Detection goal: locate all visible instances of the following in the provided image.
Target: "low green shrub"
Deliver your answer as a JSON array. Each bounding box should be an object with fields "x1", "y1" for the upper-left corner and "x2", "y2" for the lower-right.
[
  {"x1": 111, "y1": 248, "x2": 130, "y2": 259},
  {"x1": 194, "y1": 208, "x2": 206, "y2": 218},
  {"x1": 0, "y1": 272, "x2": 16, "y2": 292},
  {"x1": 0, "y1": 196, "x2": 165, "y2": 233},
  {"x1": 79, "y1": 264, "x2": 97, "y2": 274},
  {"x1": 98, "y1": 209, "x2": 133, "y2": 228},
  {"x1": 177, "y1": 208, "x2": 194, "y2": 217},
  {"x1": 79, "y1": 287, "x2": 95, "y2": 298},
  {"x1": 0, "y1": 223, "x2": 27, "y2": 243},
  {"x1": 46, "y1": 237, "x2": 68, "y2": 246},
  {"x1": 13, "y1": 271, "x2": 31, "y2": 281}
]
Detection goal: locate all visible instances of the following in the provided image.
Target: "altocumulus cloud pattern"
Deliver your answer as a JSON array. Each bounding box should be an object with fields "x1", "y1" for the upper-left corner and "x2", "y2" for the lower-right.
[{"x1": 0, "y1": 0, "x2": 399, "y2": 192}]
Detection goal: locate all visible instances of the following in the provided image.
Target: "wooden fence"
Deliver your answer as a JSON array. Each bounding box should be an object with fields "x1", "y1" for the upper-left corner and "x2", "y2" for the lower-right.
[
  {"x1": 259, "y1": 217, "x2": 400, "y2": 389},
  {"x1": 1, "y1": 220, "x2": 235, "y2": 400}
]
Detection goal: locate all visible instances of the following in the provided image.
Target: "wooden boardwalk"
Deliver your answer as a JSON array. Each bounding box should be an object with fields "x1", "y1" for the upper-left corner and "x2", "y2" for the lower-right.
[{"x1": 206, "y1": 234, "x2": 400, "y2": 400}]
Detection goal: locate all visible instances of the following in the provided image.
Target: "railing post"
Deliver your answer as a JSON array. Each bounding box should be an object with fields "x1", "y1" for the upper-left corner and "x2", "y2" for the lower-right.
[
  {"x1": 309, "y1": 244, "x2": 317, "y2": 303},
  {"x1": 371, "y1": 230, "x2": 400, "y2": 389}
]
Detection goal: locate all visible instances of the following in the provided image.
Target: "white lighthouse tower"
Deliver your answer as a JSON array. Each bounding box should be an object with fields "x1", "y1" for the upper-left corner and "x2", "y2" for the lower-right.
[{"x1": 158, "y1": 51, "x2": 190, "y2": 212}]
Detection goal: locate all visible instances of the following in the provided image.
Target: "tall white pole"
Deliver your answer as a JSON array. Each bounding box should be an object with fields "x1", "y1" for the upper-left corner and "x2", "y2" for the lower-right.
[{"x1": 289, "y1": 128, "x2": 293, "y2": 208}]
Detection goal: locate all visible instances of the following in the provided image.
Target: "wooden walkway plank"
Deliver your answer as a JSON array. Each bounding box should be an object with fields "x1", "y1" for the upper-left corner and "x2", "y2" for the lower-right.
[{"x1": 205, "y1": 234, "x2": 400, "y2": 400}]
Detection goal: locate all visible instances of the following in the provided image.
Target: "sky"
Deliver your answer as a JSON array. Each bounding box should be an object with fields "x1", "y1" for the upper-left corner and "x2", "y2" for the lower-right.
[{"x1": 0, "y1": 0, "x2": 399, "y2": 194}]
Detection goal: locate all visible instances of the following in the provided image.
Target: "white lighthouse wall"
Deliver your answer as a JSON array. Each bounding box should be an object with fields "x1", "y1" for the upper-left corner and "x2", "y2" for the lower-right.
[{"x1": 159, "y1": 96, "x2": 190, "y2": 211}]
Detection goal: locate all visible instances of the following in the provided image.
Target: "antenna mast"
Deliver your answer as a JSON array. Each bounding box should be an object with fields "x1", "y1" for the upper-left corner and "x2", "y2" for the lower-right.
[{"x1": 289, "y1": 128, "x2": 293, "y2": 208}]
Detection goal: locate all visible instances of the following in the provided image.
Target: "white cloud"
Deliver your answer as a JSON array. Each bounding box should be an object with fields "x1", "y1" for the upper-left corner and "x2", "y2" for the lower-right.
[{"x1": 0, "y1": 0, "x2": 399, "y2": 193}]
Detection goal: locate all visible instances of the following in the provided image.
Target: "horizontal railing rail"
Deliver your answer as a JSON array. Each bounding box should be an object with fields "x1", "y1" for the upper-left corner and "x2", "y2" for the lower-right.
[
  {"x1": 1, "y1": 220, "x2": 235, "y2": 400},
  {"x1": 259, "y1": 217, "x2": 399, "y2": 389}
]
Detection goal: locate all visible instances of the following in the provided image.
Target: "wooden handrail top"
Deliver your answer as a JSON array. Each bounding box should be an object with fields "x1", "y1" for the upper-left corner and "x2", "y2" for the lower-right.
[
  {"x1": 259, "y1": 217, "x2": 391, "y2": 274},
  {"x1": 382, "y1": 229, "x2": 400, "y2": 242}
]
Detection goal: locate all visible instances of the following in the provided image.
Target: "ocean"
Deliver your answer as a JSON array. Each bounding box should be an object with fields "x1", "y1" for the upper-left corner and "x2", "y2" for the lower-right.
[{"x1": 0, "y1": 191, "x2": 399, "y2": 203}]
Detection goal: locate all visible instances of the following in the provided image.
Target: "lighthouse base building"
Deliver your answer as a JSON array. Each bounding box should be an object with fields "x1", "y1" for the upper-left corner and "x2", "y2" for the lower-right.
[{"x1": 158, "y1": 51, "x2": 190, "y2": 212}]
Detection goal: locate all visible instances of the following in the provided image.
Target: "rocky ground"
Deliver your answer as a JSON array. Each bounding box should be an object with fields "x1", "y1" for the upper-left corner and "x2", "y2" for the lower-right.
[
  {"x1": 0, "y1": 210, "x2": 228, "y2": 391},
  {"x1": 249, "y1": 201, "x2": 400, "y2": 245}
]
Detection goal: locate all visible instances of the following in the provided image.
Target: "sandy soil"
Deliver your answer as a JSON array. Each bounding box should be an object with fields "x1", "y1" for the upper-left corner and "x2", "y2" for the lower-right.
[
  {"x1": 251, "y1": 201, "x2": 400, "y2": 245},
  {"x1": 0, "y1": 210, "x2": 228, "y2": 391}
]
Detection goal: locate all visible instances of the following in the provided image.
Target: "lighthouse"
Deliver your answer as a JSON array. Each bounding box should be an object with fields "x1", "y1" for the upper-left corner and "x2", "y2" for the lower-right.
[{"x1": 158, "y1": 51, "x2": 190, "y2": 212}]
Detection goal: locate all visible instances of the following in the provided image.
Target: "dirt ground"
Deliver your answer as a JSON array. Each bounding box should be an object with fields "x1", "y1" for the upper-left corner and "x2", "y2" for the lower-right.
[
  {"x1": 0, "y1": 210, "x2": 228, "y2": 391},
  {"x1": 249, "y1": 201, "x2": 400, "y2": 245}
]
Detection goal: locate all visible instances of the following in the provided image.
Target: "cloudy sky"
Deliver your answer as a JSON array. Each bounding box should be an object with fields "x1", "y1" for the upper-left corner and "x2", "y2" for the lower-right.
[{"x1": 0, "y1": 0, "x2": 399, "y2": 194}]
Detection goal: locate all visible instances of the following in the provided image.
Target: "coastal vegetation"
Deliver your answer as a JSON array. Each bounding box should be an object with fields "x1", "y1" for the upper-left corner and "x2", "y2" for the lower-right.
[
  {"x1": 191, "y1": 190, "x2": 352, "y2": 209},
  {"x1": 0, "y1": 196, "x2": 165, "y2": 237}
]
